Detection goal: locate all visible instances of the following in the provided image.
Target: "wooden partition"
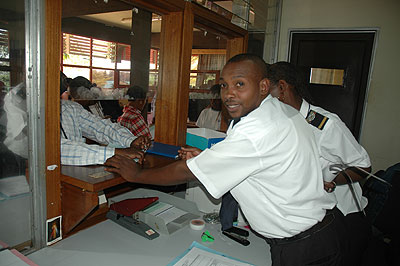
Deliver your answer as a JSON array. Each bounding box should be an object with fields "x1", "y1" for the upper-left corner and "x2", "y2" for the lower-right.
[
  {"x1": 45, "y1": 0, "x2": 62, "y2": 219},
  {"x1": 154, "y1": 2, "x2": 193, "y2": 146}
]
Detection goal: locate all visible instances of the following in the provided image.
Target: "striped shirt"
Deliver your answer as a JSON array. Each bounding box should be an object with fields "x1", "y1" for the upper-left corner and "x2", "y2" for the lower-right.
[
  {"x1": 61, "y1": 100, "x2": 136, "y2": 166},
  {"x1": 117, "y1": 106, "x2": 151, "y2": 139}
]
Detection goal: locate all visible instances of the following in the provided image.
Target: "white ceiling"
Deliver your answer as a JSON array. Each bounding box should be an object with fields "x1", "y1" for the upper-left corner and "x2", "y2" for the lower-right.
[
  {"x1": 80, "y1": 11, "x2": 162, "y2": 32},
  {"x1": 78, "y1": 0, "x2": 265, "y2": 34}
]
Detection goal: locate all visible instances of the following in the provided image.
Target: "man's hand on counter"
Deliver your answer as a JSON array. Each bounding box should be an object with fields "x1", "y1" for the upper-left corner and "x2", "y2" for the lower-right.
[
  {"x1": 131, "y1": 136, "x2": 151, "y2": 151},
  {"x1": 105, "y1": 154, "x2": 141, "y2": 182},
  {"x1": 178, "y1": 146, "x2": 202, "y2": 160},
  {"x1": 114, "y1": 147, "x2": 144, "y2": 164}
]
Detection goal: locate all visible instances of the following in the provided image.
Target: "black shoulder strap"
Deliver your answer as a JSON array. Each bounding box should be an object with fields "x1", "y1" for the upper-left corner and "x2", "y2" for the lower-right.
[
  {"x1": 305, "y1": 110, "x2": 329, "y2": 130},
  {"x1": 60, "y1": 122, "x2": 68, "y2": 139}
]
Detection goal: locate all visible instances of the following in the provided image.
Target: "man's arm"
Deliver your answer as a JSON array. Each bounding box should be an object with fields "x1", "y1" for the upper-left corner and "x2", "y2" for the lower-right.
[
  {"x1": 77, "y1": 104, "x2": 135, "y2": 148},
  {"x1": 104, "y1": 154, "x2": 197, "y2": 185},
  {"x1": 333, "y1": 166, "x2": 372, "y2": 185},
  {"x1": 61, "y1": 139, "x2": 116, "y2": 165},
  {"x1": 324, "y1": 166, "x2": 371, "y2": 192}
]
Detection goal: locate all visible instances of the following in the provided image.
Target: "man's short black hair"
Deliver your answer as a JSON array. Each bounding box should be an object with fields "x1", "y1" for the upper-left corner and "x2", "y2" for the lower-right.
[
  {"x1": 68, "y1": 76, "x2": 93, "y2": 98},
  {"x1": 60, "y1": 71, "x2": 68, "y2": 95},
  {"x1": 210, "y1": 84, "x2": 221, "y2": 96},
  {"x1": 127, "y1": 85, "x2": 146, "y2": 100},
  {"x1": 69, "y1": 76, "x2": 92, "y2": 90},
  {"x1": 266, "y1": 61, "x2": 311, "y2": 101},
  {"x1": 226, "y1": 53, "x2": 269, "y2": 78}
]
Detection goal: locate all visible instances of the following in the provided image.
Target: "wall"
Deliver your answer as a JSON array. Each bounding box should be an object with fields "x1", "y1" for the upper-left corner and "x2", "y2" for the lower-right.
[{"x1": 277, "y1": 0, "x2": 400, "y2": 171}]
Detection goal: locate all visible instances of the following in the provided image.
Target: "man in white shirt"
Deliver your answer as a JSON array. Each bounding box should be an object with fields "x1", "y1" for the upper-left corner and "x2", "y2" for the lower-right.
[
  {"x1": 268, "y1": 61, "x2": 372, "y2": 265},
  {"x1": 105, "y1": 54, "x2": 349, "y2": 265}
]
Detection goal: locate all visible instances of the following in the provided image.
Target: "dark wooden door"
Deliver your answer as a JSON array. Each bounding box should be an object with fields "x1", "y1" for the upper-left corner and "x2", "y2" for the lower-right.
[{"x1": 289, "y1": 32, "x2": 375, "y2": 139}]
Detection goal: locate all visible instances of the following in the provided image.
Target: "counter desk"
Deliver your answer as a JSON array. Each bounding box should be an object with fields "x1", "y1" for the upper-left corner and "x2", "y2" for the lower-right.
[
  {"x1": 61, "y1": 153, "x2": 175, "y2": 235},
  {"x1": 43, "y1": 153, "x2": 272, "y2": 266},
  {"x1": 29, "y1": 218, "x2": 271, "y2": 266}
]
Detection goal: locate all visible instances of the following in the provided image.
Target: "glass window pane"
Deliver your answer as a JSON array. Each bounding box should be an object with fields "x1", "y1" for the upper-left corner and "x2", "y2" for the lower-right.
[
  {"x1": 63, "y1": 33, "x2": 90, "y2": 66},
  {"x1": 116, "y1": 44, "x2": 131, "y2": 70},
  {"x1": 150, "y1": 49, "x2": 159, "y2": 70},
  {"x1": 149, "y1": 71, "x2": 158, "y2": 88},
  {"x1": 62, "y1": 66, "x2": 90, "y2": 80},
  {"x1": 190, "y1": 73, "x2": 198, "y2": 89},
  {"x1": 189, "y1": 72, "x2": 217, "y2": 89},
  {"x1": 310, "y1": 68, "x2": 345, "y2": 86},
  {"x1": 0, "y1": 0, "x2": 32, "y2": 249},
  {"x1": 92, "y1": 68, "x2": 114, "y2": 91},
  {"x1": 92, "y1": 39, "x2": 116, "y2": 69},
  {"x1": 119, "y1": 70, "x2": 130, "y2": 86},
  {"x1": 0, "y1": 29, "x2": 10, "y2": 67},
  {"x1": 0, "y1": 29, "x2": 10, "y2": 62},
  {"x1": 0, "y1": 71, "x2": 10, "y2": 88},
  {"x1": 191, "y1": 55, "x2": 199, "y2": 70},
  {"x1": 198, "y1": 73, "x2": 217, "y2": 89},
  {"x1": 0, "y1": 60, "x2": 9, "y2": 67}
]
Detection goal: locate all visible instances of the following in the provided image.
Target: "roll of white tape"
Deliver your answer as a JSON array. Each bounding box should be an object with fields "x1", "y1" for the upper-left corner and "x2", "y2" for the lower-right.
[{"x1": 190, "y1": 219, "x2": 205, "y2": 230}]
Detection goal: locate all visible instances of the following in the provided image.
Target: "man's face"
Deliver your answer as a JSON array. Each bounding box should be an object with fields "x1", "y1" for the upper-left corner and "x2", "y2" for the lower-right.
[{"x1": 220, "y1": 60, "x2": 265, "y2": 119}]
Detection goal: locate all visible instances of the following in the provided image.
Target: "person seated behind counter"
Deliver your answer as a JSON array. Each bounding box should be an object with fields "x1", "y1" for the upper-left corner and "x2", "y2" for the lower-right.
[
  {"x1": 60, "y1": 74, "x2": 148, "y2": 166},
  {"x1": 117, "y1": 85, "x2": 152, "y2": 140},
  {"x1": 195, "y1": 84, "x2": 223, "y2": 131},
  {"x1": 105, "y1": 53, "x2": 349, "y2": 265}
]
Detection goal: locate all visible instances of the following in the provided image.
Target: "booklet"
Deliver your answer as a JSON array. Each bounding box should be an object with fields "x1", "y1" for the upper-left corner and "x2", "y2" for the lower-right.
[{"x1": 146, "y1": 141, "x2": 180, "y2": 159}]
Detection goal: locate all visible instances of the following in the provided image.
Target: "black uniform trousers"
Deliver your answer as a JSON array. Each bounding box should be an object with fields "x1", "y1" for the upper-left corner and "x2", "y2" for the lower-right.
[
  {"x1": 265, "y1": 207, "x2": 350, "y2": 266},
  {"x1": 344, "y1": 211, "x2": 372, "y2": 266}
]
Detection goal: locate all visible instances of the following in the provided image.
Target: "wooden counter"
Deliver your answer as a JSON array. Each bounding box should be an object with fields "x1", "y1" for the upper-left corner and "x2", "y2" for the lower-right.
[{"x1": 61, "y1": 154, "x2": 176, "y2": 236}]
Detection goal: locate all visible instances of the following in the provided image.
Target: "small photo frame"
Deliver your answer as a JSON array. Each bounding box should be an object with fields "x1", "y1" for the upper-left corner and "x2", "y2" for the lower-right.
[{"x1": 46, "y1": 216, "x2": 62, "y2": 245}]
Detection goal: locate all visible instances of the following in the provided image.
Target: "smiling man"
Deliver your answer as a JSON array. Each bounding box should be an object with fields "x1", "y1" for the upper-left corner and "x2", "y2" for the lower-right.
[{"x1": 105, "y1": 54, "x2": 348, "y2": 265}]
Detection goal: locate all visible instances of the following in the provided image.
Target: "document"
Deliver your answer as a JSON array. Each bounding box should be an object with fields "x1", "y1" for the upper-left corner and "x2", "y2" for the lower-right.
[
  {"x1": 143, "y1": 202, "x2": 187, "y2": 224},
  {"x1": 167, "y1": 241, "x2": 255, "y2": 266}
]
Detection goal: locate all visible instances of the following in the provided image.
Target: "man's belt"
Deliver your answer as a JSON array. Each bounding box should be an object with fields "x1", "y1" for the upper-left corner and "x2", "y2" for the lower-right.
[{"x1": 265, "y1": 209, "x2": 335, "y2": 246}]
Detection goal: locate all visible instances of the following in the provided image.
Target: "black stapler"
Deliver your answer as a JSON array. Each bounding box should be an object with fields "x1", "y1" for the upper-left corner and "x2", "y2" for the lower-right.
[
  {"x1": 107, "y1": 197, "x2": 160, "y2": 240},
  {"x1": 222, "y1": 227, "x2": 250, "y2": 246}
]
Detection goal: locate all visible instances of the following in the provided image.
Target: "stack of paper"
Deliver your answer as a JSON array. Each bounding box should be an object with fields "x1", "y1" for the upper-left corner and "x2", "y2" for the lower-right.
[
  {"x1": 143, "y1": 202, "x2": 188, "y2": 224},
  {"x1": 167, "y1": 241, "x2": 255, "y2": 266}
]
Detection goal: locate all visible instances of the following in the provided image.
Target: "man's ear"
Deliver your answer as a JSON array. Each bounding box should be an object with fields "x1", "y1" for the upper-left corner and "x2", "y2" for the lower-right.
[
  {"x1": 278, "y1": 80, "x2": 290, "y2": 92},
  {"x1": 260, "y1": 78, "x2": 270, "y2": 96}
]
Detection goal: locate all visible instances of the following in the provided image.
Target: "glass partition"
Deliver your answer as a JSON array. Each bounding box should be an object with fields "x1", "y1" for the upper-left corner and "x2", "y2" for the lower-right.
[
  {"x1": 0, "y1": 0, "x2": 33, "y2": 250},
  {"x1": 187, "y1": 27, "x2": 227, "y2": 130}
]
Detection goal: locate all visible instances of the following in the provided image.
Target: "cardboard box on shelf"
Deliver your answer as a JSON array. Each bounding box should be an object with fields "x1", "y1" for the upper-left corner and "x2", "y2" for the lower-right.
[{"x1": 186, "y1": 128, "x2": 226, "y2": 150}]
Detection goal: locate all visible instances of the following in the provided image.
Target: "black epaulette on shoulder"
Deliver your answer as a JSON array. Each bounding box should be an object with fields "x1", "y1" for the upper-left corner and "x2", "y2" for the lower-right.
[{"x1": 306, "y1": 110, "x2": 329, "y2": 130}]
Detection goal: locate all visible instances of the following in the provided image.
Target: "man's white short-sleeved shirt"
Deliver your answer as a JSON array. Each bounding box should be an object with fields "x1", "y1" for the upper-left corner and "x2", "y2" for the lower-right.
[
  {"x1": 299, "y1": 100, "x2": 371, "y2": 215},
  {"x1": 187, "y1": 95, "x2": 335, "y2": 238}
]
